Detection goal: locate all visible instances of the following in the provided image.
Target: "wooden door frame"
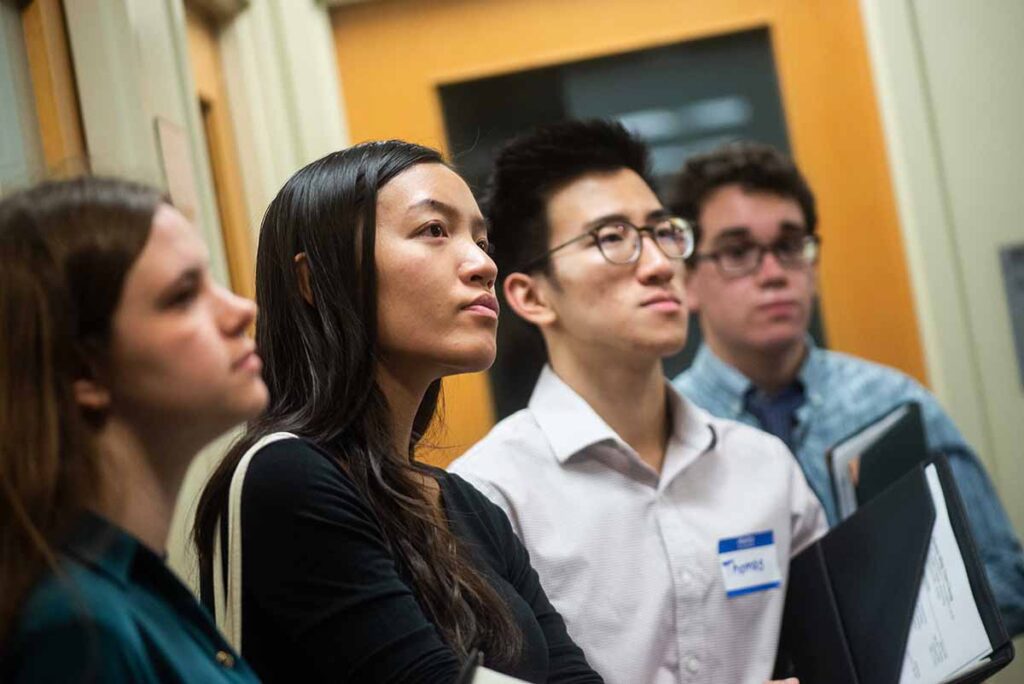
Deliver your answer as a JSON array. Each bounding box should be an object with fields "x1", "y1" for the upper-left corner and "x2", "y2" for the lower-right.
[
  {"x1": 331, "y1": 0, "x2": 927, "y2": 461},
  {"x1": 20, "y1": 0, "x2": 86, "y2": 175},
  {"x1": 185, "y1": 4, "x2": 255, "y2": 300}
]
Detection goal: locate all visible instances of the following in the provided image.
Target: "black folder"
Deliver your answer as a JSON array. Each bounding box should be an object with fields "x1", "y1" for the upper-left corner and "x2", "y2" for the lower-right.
[
  {"x1": 777, "y1": 456, "x2": 1014, "y2": 684},
  {"x1": 827, "y1": 401, "x2": 929, "y2": 520}
]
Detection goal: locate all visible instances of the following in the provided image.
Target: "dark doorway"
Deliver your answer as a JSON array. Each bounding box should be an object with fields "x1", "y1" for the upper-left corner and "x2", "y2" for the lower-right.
[{"x1": 440, "y1": 28, "x2": 825, "y2": 419}]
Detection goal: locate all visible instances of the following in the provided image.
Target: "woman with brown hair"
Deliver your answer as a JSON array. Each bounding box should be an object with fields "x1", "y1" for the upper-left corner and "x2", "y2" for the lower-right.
[
  {"x1": 0, "y1": 177, "x2": 268, "y2": 682},
  {"x1": 192, "y1": 141, "x2": 602, "y2": 683}
]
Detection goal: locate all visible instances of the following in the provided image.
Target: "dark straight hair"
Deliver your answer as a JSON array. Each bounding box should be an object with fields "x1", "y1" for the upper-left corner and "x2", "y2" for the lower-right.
[
  {"x1": 0, "y1": 177, "x2": 163, "y2": 645},
  {"x1": 193, "y1": 141, "x2": 522, "y2": 663}
]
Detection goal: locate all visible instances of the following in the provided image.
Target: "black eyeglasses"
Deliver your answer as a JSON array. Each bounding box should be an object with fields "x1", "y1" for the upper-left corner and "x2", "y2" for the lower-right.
[
  {"x1": 692, "y1": 234, "x2": 820, "y2": 278},
  {"x1": 520, "y1": 216, "x2": 695, "y2": 271}
]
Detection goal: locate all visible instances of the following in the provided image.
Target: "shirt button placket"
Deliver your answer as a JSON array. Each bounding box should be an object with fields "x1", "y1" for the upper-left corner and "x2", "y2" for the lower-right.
[{"x1": 656, "y1": 495, "x2": 704, "y2": 683}]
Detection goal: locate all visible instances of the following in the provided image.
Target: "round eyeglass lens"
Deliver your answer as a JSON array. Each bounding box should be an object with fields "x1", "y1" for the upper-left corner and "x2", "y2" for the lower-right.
[
  {"x1": 595, "y1": 223, "x2": 638, "y2": 264},
  {"x1": 655, "y1": 218, "x2": 695, "y2": 258}
]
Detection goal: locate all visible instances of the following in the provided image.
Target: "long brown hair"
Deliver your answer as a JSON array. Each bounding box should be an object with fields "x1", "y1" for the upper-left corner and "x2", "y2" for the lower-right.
[
  {"x1": 193, "y1": 141, "x2": 522, "y2": 663},
  {"x1": 0, "y1": 177, "x2": 163, "y2": 644}
]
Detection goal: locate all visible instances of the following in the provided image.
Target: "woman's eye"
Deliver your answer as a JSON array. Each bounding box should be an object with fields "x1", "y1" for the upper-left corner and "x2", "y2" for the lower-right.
[
  {"x1": 424, "y1": 223, "x2": 447, "y2": 238},
  {"x1": 477, "y1": 239, "x2": 493, "y2": 254},
  {"x1": 167, "y1": 287, "x2": 198, "y2": 308}
]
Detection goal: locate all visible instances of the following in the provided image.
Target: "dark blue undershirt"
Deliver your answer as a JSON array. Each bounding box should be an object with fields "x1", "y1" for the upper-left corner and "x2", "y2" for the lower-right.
[{"x1": 743, "y1": 381, "x2": 806, "y2": 451}]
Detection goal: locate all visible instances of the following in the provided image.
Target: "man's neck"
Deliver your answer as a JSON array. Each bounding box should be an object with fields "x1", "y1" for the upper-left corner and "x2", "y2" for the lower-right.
[
  {"x1": 707, "y1": 336, "x2": 808, "y2": 396},
  {"x1": 548, "y1": 343, "x2": 671, "y2": 474}
]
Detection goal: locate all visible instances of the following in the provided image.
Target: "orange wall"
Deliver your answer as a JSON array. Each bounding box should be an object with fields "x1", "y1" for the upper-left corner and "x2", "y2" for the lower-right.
[{"x1": 331, "y1": 0, "x2": 927, "y2": 463}]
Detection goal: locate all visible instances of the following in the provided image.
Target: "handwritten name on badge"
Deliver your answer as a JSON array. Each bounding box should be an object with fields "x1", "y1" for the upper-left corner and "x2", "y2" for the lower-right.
[{"x1": 718, "y1": 530, "x2": 782, "y2": 598}]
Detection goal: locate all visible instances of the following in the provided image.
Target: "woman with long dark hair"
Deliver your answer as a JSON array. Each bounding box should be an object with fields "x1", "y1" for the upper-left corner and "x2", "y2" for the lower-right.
[
  {"x1": 0, "y1": 177, "x2": 267, "y2": 681},
  {"x1": 193, "y1": 141, "x2": 601, "y2": 683}
]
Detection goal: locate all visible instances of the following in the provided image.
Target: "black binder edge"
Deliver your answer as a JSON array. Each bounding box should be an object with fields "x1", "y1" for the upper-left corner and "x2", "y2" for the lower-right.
[
  {"x1": 930, "y1": 457, "x2": 1014, "y2": 683},
  {"x1": 825, "y1": 400, "x2": 923, "y2": 519},
  {"x1": 776, "y1": 542, "x2": 859, "y2": 684}
]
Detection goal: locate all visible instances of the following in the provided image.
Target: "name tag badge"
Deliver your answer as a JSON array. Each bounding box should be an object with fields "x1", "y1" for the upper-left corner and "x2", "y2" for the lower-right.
[{"x1": 718, "y1": 530, "x2": 782, "y2": 598}]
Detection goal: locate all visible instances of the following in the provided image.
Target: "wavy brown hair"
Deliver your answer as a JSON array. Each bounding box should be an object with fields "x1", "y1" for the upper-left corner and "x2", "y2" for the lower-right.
[
  {"x1": 193, "y1": 141, "x2": 522, "y2": 664},
  {"x1": 0, "y1": 177, "x2": 162, "y2": 644}
]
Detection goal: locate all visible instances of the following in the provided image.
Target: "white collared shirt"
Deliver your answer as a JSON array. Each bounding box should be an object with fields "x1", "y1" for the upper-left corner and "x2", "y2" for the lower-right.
[{"x1": 449, "y1": 366, "x2": 827, "y2": 684}]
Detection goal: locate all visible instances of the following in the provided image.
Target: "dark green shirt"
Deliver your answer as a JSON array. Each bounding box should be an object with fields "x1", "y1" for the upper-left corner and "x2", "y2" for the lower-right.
[{"x1": 2, "y1": 513, "x2": 258, "y2": 683}]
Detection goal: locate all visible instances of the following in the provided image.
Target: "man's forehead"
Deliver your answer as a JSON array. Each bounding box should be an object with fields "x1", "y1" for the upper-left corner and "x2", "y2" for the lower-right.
[
  {"x1": 699, "y1": 186, "x2": 805, "y2": 236},
  {"x1": 545, "y1": 168, "x2": 663, "y2": 228}
]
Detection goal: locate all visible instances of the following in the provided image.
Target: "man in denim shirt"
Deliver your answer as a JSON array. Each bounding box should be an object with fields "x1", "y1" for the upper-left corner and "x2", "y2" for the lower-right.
[{"x1": 672, "y1": 141, "x2": 1024, "y2": 635}]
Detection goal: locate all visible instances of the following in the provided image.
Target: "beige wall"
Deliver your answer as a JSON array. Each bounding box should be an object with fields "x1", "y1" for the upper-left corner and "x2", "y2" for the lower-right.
[
  {"x1": 861, "y1": 0, "x2": 1024, "y2": 678},
  {"x1": 62, "y1": 0, "x2": 347, "y2": 583}
]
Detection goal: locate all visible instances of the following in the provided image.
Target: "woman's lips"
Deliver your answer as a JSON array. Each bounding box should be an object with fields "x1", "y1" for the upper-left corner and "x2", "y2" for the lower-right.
[
  {"x1": 233, "y1": 350, "x2": 263, "y2": 373},
  {"x1": 464, "y1": 293, "x2": 499, "y2": 319}
]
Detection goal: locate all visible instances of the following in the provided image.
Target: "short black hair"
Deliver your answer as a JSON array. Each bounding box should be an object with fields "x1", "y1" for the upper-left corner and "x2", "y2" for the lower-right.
[
  {"x1": 484, "y1": 119, "x2": 653, "y2": 278},
  {"x1": 671, "y1": 141, "x2": 817, "y2": 249}
]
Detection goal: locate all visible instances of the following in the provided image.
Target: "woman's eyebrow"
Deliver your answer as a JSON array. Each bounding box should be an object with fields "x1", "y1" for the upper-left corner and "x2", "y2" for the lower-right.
[
  {"x1": 408, "y1": 198, "x2": 458, "y2": 219},
  {"x1": 156, "y1": 266, "x2": 201, "y2": 303},
  {"x1": 409, "y1": 198, "x2": 486, "y2": 231}
]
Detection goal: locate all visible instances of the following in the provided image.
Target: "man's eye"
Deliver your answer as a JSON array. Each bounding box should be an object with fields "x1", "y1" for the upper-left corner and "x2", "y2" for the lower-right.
[
  {"x1": 477, "y1": 239, "x2": 494, "y2": 255},
  {"x1": 596, "y1": 226, "x2": 628, "y2": 244},
  {"x1": 721, "y1": 244, "x2": 755, "y2": 260},
  {"x1": 655, "y1": 226, "x2": 679, "y2": 240},
  {"x1": 776, "y1": 238, "x2": 805, "y2": 257}
]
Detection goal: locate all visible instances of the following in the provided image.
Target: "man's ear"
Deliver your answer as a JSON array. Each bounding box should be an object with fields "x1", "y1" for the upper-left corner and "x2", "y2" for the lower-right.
[
  {"x1": 293, "y1": 252, "x2": 314, "y2": 306},
  {"x1": 72, "y1": 377, "x2": 111, "y2": 412},
  {"x1": 504, "y1": 272, "x2": 557, "y2": 327}
]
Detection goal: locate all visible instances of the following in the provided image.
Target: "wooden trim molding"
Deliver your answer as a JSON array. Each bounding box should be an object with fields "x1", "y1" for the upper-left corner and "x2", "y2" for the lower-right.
[{"x1": 21, "y1": 0, "x2": 86, "y2": 175}]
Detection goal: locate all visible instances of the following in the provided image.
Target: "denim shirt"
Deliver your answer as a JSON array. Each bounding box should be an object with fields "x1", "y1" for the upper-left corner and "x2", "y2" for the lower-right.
[
  {"x1": 2, "y1": 513, "x2": 258, "y2": 683},
  {"x1": 675, "y1": 342, "x2": 1024, "y2": 636}
]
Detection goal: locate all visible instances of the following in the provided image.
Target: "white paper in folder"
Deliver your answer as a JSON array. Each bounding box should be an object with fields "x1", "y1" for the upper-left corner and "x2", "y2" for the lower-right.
[
  {"x1": 473, "y1": 666, "x2": 529, "y2": 683},
  {"x1": 898, "y1": 465, "x2": 992, "y2": 684}
]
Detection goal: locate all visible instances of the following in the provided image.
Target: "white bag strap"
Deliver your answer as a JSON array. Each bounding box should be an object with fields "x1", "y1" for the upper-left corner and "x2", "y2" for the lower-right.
[{"x1": 212, "y1": 431, "x2": 298, "y2": 650}]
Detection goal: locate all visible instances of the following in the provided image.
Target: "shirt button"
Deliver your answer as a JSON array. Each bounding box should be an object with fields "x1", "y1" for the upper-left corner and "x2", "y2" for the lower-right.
[
  {"x1": 686, "y1": 656, "x2": 700, "y2": 673},
  {"x1": 215, "y1": 651, "x2": 235, "y2": 668}
]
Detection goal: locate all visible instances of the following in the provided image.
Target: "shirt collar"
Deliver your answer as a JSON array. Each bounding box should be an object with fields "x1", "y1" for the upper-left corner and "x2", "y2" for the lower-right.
[
  {"x1": 62, "y1": 512, "x2": 146, "y2": 589},
  {"x1": 689, "y1": 344, "x2": 753, "y2": 401},
  {"x1": 795, "y1": 335, "x2": 826, "y2": 388},
  {"x1": 528, "y1": 364, "x2": 716, "y2": 464},
  {"x1": 691, "y1": 335, "x2": 823, "y2": 403}
]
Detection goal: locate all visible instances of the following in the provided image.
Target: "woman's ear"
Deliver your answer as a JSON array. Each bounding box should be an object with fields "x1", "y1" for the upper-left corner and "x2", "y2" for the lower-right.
[
  {"x1": 293, "y1": 252, "x2": 314, "y2": 306},
  {"x1": 504, "y1": 272, "x2": 557, "y2": 328},
  {"x1": 72, "y1": 377, "x2": 111, "y2": 412}
]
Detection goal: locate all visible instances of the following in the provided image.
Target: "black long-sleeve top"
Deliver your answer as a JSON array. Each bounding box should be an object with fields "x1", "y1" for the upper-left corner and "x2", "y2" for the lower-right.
[{"x1": 216, "y1": 438, "x2": 602, "y2": 683}]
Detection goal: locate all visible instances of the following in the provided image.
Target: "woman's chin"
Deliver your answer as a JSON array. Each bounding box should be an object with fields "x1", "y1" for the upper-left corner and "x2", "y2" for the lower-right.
[{"x1": 439, "y1": 347, "x2": 497, "y2": 377}]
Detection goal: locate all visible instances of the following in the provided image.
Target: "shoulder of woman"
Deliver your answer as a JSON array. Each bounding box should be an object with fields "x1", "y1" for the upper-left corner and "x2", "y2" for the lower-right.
[
  {"x1": 240, "y1": 436, "x2": 374, "y2": 519},
  {"x1": 9, "y1": 560, "x2": 145, "y2": 664},
  {"x1": 441, "y1": 471, "x2": 515, "y2": 539}
]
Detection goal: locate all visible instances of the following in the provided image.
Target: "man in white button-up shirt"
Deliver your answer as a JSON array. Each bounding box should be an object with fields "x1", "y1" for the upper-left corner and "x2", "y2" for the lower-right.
[{"x1": 449, "y1": 120, "x2": 826, "y2": 684}]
